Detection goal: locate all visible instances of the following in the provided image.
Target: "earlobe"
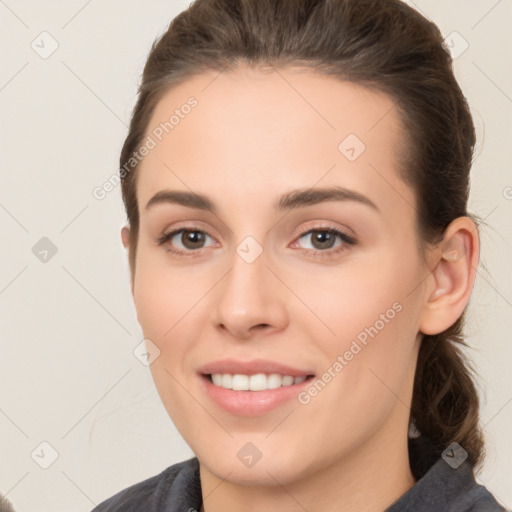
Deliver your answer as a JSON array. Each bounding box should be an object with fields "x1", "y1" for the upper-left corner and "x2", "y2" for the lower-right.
[
  {"x1": 121, "y1": 225, "x2": 130, "y2": 249},
  {"x1": 121, "y1": 225, "x2": 136, "y2": 297},
  {"x1": 419, "y1": 217, "x2": 479, "y2": 335}
]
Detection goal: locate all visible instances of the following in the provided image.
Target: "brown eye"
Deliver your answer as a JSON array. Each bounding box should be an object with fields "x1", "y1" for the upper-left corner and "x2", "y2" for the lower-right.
[
  {"x1": 293, "y1": 227, "x2": 357, "y2": 257},
  {"x1": 180, "y1": 230, "x2": 207, "y2": 249},
  {"x1": 157, "y1": 228, "x2": 215, "y2": 254},
  {"x1": 309, "y1": 231, "x2": 337, "y2": 250}
]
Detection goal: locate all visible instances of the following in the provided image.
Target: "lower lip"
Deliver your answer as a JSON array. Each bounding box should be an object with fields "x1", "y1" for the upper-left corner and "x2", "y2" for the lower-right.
[{"x1": 200, "y1": 374, "x2": 314, "y2": 416}]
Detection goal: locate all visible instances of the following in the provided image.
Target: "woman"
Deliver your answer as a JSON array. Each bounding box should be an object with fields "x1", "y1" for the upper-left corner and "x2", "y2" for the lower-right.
[{"x1": 92, "y1": 0, "x2": 506, "y2": 510}]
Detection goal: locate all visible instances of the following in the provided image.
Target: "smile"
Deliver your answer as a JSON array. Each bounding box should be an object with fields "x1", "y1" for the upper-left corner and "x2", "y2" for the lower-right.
[{"x1": 210, "y1": 373, "x2": 308, "y2": 391}]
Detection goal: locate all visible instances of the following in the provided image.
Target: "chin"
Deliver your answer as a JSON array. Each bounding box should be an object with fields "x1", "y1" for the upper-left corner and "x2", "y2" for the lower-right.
[
  {"x1": 202, "y1": 455, "x2": 305, "y2": 486},
  {"x1": 195, "y1": 437, "x2": 318, "y2": 487}
]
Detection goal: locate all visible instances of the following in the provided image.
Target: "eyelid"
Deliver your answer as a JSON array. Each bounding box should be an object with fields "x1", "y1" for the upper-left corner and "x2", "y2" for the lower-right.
[
  {"x1": 156, "y1": 226, "x2": 216, "y2": 248},
  {"x1": 289, "y1": 226, "x2": 357, "y2": 258},
  {"x1": 291, "y1": 221, "x2": 357, "y2": 244},
  {"x1": 156, "y1": 219, "x2": 216, "y2": 242}
]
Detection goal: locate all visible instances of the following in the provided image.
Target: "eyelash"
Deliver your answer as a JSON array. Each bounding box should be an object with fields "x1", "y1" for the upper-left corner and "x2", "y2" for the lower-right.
[{"x1": 156, "y1": 225, "x2": 357, "y2": 259}]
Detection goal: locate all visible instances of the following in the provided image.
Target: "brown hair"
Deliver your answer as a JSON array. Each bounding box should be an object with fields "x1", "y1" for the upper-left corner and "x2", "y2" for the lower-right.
[
  {"x1": 0, "y1": 494, "x2": 15, "y2": 512},
  {"x1": 120, "y1": 0, "x2": 485, "y2": 469}
]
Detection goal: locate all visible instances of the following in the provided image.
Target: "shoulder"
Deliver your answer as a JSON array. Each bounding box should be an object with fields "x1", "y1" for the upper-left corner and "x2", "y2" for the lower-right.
[
  {"x1": 90, "y1": 457, "x2": 201, "y2": 512},
  {"x1": 459, "y1": 485, "x2": 509, "y2": 512},
  {"x1": 386, "y1": 437, "x2": 508, "y2": 512},
  {"x1": 387, "y1": 457, "x2": 507, "y2": 512}
]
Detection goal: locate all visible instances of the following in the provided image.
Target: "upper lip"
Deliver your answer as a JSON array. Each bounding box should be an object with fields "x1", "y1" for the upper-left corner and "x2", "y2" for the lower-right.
[{"x1": 198, "y1": 358, "x2": 315, "y2": 377}]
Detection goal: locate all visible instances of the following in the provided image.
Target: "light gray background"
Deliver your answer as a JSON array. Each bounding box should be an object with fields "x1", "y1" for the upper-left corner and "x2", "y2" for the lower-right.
[{"x1": 0, "y1": 1, "x2": 510, "y2": 510}]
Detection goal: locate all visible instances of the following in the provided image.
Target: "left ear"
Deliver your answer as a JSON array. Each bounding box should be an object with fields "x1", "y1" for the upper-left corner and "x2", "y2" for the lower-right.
[
  {"x1": 419, "y1": 216, "x2": 480, "y2": 336},
  {"x1": 121, "y1": 225, "x2": 135, "y2": 297}
]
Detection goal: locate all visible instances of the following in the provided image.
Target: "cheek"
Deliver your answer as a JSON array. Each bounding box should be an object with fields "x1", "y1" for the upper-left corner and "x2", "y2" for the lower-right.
[
  {"x1": 133, "y1": 278, "x2": 174, "y2": 340},
  {"x1": 132, "y1": 249, "x2": 217, "y2": 397},
  {"x1": 133, "y1": 248, "x2": 206, "y2": 338},
  {"x1": 295, "y1": 253, "x2": 417, "y2": 343},
  {"x1": 295, "y1": 299, "x2": 418, "y2": 450},
  {"x1": 295, "y1": 252, "x2": 421, "y2": 402},
  {"x1": 132, "y1": 258, "x2": 203, "y2": 429}
]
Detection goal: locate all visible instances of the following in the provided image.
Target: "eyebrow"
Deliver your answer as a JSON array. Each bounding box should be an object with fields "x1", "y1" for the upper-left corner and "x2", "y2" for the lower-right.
[{"x1": 145, "y1": 186, "x2": 379, "y2": 213}]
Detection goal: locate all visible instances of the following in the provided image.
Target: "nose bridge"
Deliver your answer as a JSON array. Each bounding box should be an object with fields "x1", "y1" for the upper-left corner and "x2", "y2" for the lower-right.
[
  {"x1": 212, "y1": 235, "x2": 287, "y2": 337},
  {"x1": 222, "y1": 240, "x2": 272, "y2": 315}
]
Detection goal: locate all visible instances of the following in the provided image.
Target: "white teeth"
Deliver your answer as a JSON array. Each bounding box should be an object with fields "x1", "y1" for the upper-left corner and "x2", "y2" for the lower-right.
[
  {"x1": 210, "y1": 373, "x2": 308, "y2": 391},
  {"x1": 249, "y1": 373, "x2": 267, "y2": 391},
  {"x1": 232, "y1": 374, "x2": 249, "y2": 391},
  {"x1": 212, "y1": 374, "x2": 223, "y2": 386},
  {"x1": 221, "y1": 373, "x2": 232, "y2": 389},
  {"x1": 267, "y1": 373, "x2": 283, "y2": 389},
  {"x1": 282, "y1": 375, "x2": 294, "y2": 386}
]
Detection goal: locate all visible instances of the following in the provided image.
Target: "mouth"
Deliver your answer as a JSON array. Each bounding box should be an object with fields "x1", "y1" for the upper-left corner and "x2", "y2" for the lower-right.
[
  {"x1": 205, "y1": 372, "x2": 312, "y2": 391},
  {"x1": 198, "y1": 364, "x2": 316, "y2": 416},
  {"x1": 196, "y1": 358, "x2": 316, "y2": 415}
]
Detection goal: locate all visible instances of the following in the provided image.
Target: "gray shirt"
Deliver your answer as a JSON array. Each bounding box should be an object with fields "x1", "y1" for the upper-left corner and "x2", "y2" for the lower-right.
[{"x1": 91, "y1": 437, "x2": 507, "y2": 511}]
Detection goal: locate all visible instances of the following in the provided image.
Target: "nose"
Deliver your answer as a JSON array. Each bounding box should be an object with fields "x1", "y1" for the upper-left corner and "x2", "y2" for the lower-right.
[{"x1": 211, "y1": 245, "x2": 289, "y2": 340}]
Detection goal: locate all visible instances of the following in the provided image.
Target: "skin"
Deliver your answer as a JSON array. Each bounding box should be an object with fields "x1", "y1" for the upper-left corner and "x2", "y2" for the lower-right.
[{"x1": 121, "y1": 64, "x2": 479, "y2": 512}]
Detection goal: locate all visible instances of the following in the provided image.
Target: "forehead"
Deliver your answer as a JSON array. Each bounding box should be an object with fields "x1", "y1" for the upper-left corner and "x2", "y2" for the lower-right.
[{"x1": 136, "y1": 64, "x2": 413, "y2": 219}]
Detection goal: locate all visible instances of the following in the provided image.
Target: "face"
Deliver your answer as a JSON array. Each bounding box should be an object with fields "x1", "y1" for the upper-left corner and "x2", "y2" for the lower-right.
[{"x1": 128, "y1": 65, "x2": 428, "y2": 486}]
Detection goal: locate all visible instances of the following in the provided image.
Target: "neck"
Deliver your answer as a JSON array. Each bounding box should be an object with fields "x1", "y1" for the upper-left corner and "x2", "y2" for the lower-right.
[{"x1": 199, "y1": 424, "x2": 416, "y2": 512}]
